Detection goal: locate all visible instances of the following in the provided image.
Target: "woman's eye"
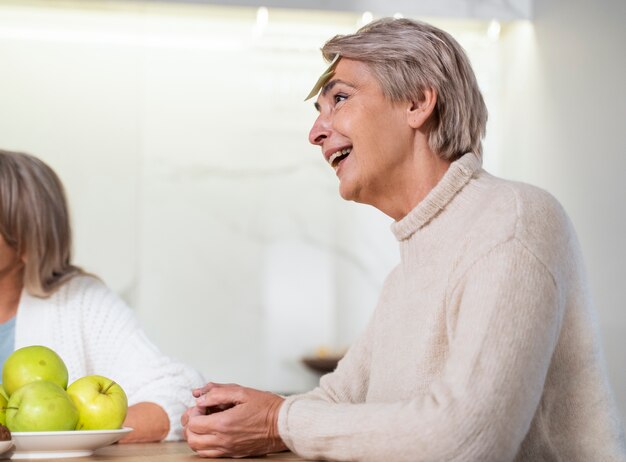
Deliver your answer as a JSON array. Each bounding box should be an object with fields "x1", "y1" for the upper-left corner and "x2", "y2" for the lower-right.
[{"x1": 333, "y1": 94, "x2": 347, "y2": 104}]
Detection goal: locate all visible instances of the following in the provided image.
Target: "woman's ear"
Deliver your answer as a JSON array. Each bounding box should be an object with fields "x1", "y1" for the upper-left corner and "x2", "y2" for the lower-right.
[{"x1": 407, "y1": 88, "x2": 437, "y2": 129}]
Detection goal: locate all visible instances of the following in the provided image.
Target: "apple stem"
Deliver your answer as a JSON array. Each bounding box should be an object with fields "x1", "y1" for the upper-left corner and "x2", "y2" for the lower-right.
[{"x1": 102, "y1": 380, "x2": 117, "y2": 394}]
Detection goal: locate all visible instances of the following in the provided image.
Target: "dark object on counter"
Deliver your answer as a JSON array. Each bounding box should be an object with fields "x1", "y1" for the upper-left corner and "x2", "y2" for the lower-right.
[
  {"x1": 301, "y1": 355, "x2": 343, "y2": 374},
  {"x1": 0, "y1": 424, "x2": 10, "y2": 441}
]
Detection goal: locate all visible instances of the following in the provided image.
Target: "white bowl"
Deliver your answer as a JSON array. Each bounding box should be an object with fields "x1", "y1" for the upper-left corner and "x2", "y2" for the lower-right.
[{"x1": 8, "y1": 427, "x2": 132, "y2": 459}]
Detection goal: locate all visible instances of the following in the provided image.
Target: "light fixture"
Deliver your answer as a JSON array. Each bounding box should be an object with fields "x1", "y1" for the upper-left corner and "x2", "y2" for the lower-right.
[
  {"x1": 253, "y1": 6, "x2": 269, "y2": 38},
  {"x1": 487, "y1": 19, "x2": 501, "y2": 41},
  {"x1": 256, "y1": 6, "x2": 269, "y2": 27},
  {"x1": 361, "y1": 11, "x2": 373, "y2": 25}
]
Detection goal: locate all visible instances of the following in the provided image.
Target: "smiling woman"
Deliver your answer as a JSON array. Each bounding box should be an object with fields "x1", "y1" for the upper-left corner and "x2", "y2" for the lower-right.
[
  {"x1": 0, "y1": 149, "x2": 205, "y2": 443},
  {"x1": 181, "y1": 18, "x2": 626, "y2": 461}
]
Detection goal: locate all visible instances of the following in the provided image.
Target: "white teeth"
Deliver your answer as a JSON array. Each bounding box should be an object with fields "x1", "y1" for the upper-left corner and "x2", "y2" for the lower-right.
[{"x1": 328, "y1": 148, "x2": 352, "y2": 166}]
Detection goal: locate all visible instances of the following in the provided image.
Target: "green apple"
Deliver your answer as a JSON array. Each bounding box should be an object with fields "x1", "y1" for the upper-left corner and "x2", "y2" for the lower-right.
[
  {"x1": 67, "y1": 375, "x2": 128, "y2": 430},
  {"x1": 2, "y1": 345, "x2": 69, "y2": 396},
  {"x1": 5, "y1": 381, "x2": 78, "y2": 431},
  {"x1": 0, "y1": 384, "x2": 7, "y2": 400},
  {"x1": 0, "y1": 391, "x2": 6, "y2": 425}
]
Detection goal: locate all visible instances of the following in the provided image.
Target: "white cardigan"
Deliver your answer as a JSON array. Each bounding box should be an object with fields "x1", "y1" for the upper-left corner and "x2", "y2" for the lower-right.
[{"x1": 15, "y1": 275, "x2": 205, "y2": 441}]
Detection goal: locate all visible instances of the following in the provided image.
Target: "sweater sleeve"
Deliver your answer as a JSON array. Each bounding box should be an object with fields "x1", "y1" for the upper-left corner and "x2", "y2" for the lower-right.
[
  {"x1": 278, "y1": 239, "x2": 563, "y2": 462},
  {"x1": 75, "y1": 278, "x2": 205, "y2": 441}
]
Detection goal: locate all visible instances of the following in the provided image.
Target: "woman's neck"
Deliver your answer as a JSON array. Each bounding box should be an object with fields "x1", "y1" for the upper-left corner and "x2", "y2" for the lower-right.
[
  {"x1": 0, "y1": 267, "x2": 23, "y2": 323},
  {"x1": 375, "y1": 146, "x2": 452, "y2": 221}
]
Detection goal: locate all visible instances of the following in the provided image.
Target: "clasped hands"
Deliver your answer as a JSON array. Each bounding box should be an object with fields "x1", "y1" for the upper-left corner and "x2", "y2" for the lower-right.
[{"x1": 182, "y1": 382, "x2": 287, "y2": 458}]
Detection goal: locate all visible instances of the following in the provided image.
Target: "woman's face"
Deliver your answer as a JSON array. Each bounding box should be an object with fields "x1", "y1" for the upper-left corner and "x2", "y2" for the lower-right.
[
  {"x1": 308, "y1": 58, "x2": 415, "y2": 208},
  {"x1": 0, "y1": 232, "x2": 22, "y2": 278}
]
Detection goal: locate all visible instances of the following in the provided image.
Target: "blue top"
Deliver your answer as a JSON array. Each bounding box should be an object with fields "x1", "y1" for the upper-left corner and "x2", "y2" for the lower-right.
[{"x1": 0, "y1": 316, "x2": 16, "y2": 374}]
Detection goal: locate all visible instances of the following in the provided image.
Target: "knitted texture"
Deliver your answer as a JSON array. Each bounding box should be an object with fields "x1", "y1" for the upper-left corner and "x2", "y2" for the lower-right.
[
  {"x1": 15, "y1": 275, "x2": 205, "y2": 441},
  {"x1": 278, "y1": 153, "x2": 626, "y2": 461}
]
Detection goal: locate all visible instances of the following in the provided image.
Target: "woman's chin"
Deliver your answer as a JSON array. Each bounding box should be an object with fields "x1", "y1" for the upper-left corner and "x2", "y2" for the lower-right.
[{"x1": 337, "y1": 179, "x2": 361, "y2": 203}]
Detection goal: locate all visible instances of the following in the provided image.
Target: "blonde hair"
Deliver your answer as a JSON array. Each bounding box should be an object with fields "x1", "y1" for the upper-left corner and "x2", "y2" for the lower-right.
[
  {"x1": 321, "y1": 18, "x2": 488, "y2": 161},
  {"x1": 0, "y1": 149, "x2": 83, "y2": 297}
]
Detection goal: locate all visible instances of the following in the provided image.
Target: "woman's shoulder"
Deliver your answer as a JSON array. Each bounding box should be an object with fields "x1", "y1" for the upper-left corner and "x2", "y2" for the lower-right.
[
  {"x1": 492, "y1": 177, "x2": 573, "y2": 244},
  {"x1": 49, "y1": 274, "x2": 132, "y2": 316},
  {"x1": 470, "y1": 173, "x2": 579, "y2": 273},
  {"x1": 54, "y1": 273, "x2": 110, "y2": 299},
  {"x1": 471, "y1": 172, "x2": 571, "y2": 236}
]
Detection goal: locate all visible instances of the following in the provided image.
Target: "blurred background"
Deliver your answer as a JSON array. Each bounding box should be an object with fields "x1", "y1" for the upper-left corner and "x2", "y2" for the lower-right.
[{"x1": 1, "y1": 0, "x2": 624, "y2": 420}]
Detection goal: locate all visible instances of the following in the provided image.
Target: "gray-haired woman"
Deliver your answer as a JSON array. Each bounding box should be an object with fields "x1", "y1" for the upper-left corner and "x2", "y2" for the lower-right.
[
  {"x1": 0, "y1": 149, "x2": 204, "y2": 443},
  {"x1": 182, "y1": 18, "x2": 625, "y2": 461}
]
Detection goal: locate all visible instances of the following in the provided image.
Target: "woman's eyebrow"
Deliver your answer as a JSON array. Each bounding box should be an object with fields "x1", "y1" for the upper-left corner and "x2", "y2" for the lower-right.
[{"x1": 321, "y1": 79, "x2": 352, "y2": 96}]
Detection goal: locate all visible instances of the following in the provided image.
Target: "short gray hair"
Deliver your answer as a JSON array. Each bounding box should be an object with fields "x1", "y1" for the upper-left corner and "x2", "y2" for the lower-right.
[
  {"x1": 322, "y1": 18, "x2": 488, "y2": 160},
  {"x1": 0, "y1": 149, "x2": 83, "y2": 297}
]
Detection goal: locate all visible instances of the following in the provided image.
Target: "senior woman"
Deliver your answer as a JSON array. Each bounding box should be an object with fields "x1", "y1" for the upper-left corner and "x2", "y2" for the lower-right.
[
  {"x1": 183, "y1": 18, "x2": 626, "y2": 461},
  {"x1": 0, "y1": 149, "x2": 205, "y2": 442}
]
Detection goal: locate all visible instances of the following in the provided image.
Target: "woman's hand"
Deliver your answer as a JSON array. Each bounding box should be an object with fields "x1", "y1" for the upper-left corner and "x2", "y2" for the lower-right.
[
  {"x1": 120, "y1": 402, "x2": 170, "y2": 443},
  {"x1": 182, "y1": 382, "x2": 287, "y2": 458}
]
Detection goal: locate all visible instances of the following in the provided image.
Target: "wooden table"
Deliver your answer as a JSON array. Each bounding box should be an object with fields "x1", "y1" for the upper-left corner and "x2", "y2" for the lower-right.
[{"x1": 23, "y1": 442, "x2": 308, "y2": 461}]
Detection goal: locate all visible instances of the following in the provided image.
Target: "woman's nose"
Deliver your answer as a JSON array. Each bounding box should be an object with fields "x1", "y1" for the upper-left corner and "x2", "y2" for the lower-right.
[{"x1": 308, "y1": 115, "x2": 330, "y2": 146}]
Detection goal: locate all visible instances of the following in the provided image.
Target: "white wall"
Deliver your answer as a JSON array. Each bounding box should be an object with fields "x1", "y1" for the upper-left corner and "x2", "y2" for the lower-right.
[
  {"x1": 166, "y1": 0, "x2": 533, "y2": 20},
  {"x1": 0, "y1": 2, "x2": 360, "y2": 394},
  {"x1": 498, "y1": 0, "x2": 626, "y2": 421}
]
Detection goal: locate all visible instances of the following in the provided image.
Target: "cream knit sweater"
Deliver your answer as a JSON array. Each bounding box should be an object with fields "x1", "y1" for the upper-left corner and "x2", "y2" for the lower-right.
[
  {"x1": 15, "y1": 275, "x2": 205, "y2": 441},
  {"x1": 278, "y1": 153, "x2": 626, "y2": 461}
]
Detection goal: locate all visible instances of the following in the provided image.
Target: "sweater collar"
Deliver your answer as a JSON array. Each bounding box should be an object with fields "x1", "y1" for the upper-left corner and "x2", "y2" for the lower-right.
[{"x1": 391, "y1": 152, "x2": 482, "y2": 241}]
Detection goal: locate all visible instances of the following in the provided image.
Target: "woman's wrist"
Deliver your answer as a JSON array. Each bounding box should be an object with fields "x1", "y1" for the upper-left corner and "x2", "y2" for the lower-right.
[{"x1": 120, "y1": 402, "x2": 170, "y2": 443}]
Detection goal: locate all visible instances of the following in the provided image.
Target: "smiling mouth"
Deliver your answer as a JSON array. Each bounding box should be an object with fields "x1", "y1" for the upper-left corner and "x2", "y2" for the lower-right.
[{"x1": 328, "y1": 147, "x2": 352, "y2": 170}]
